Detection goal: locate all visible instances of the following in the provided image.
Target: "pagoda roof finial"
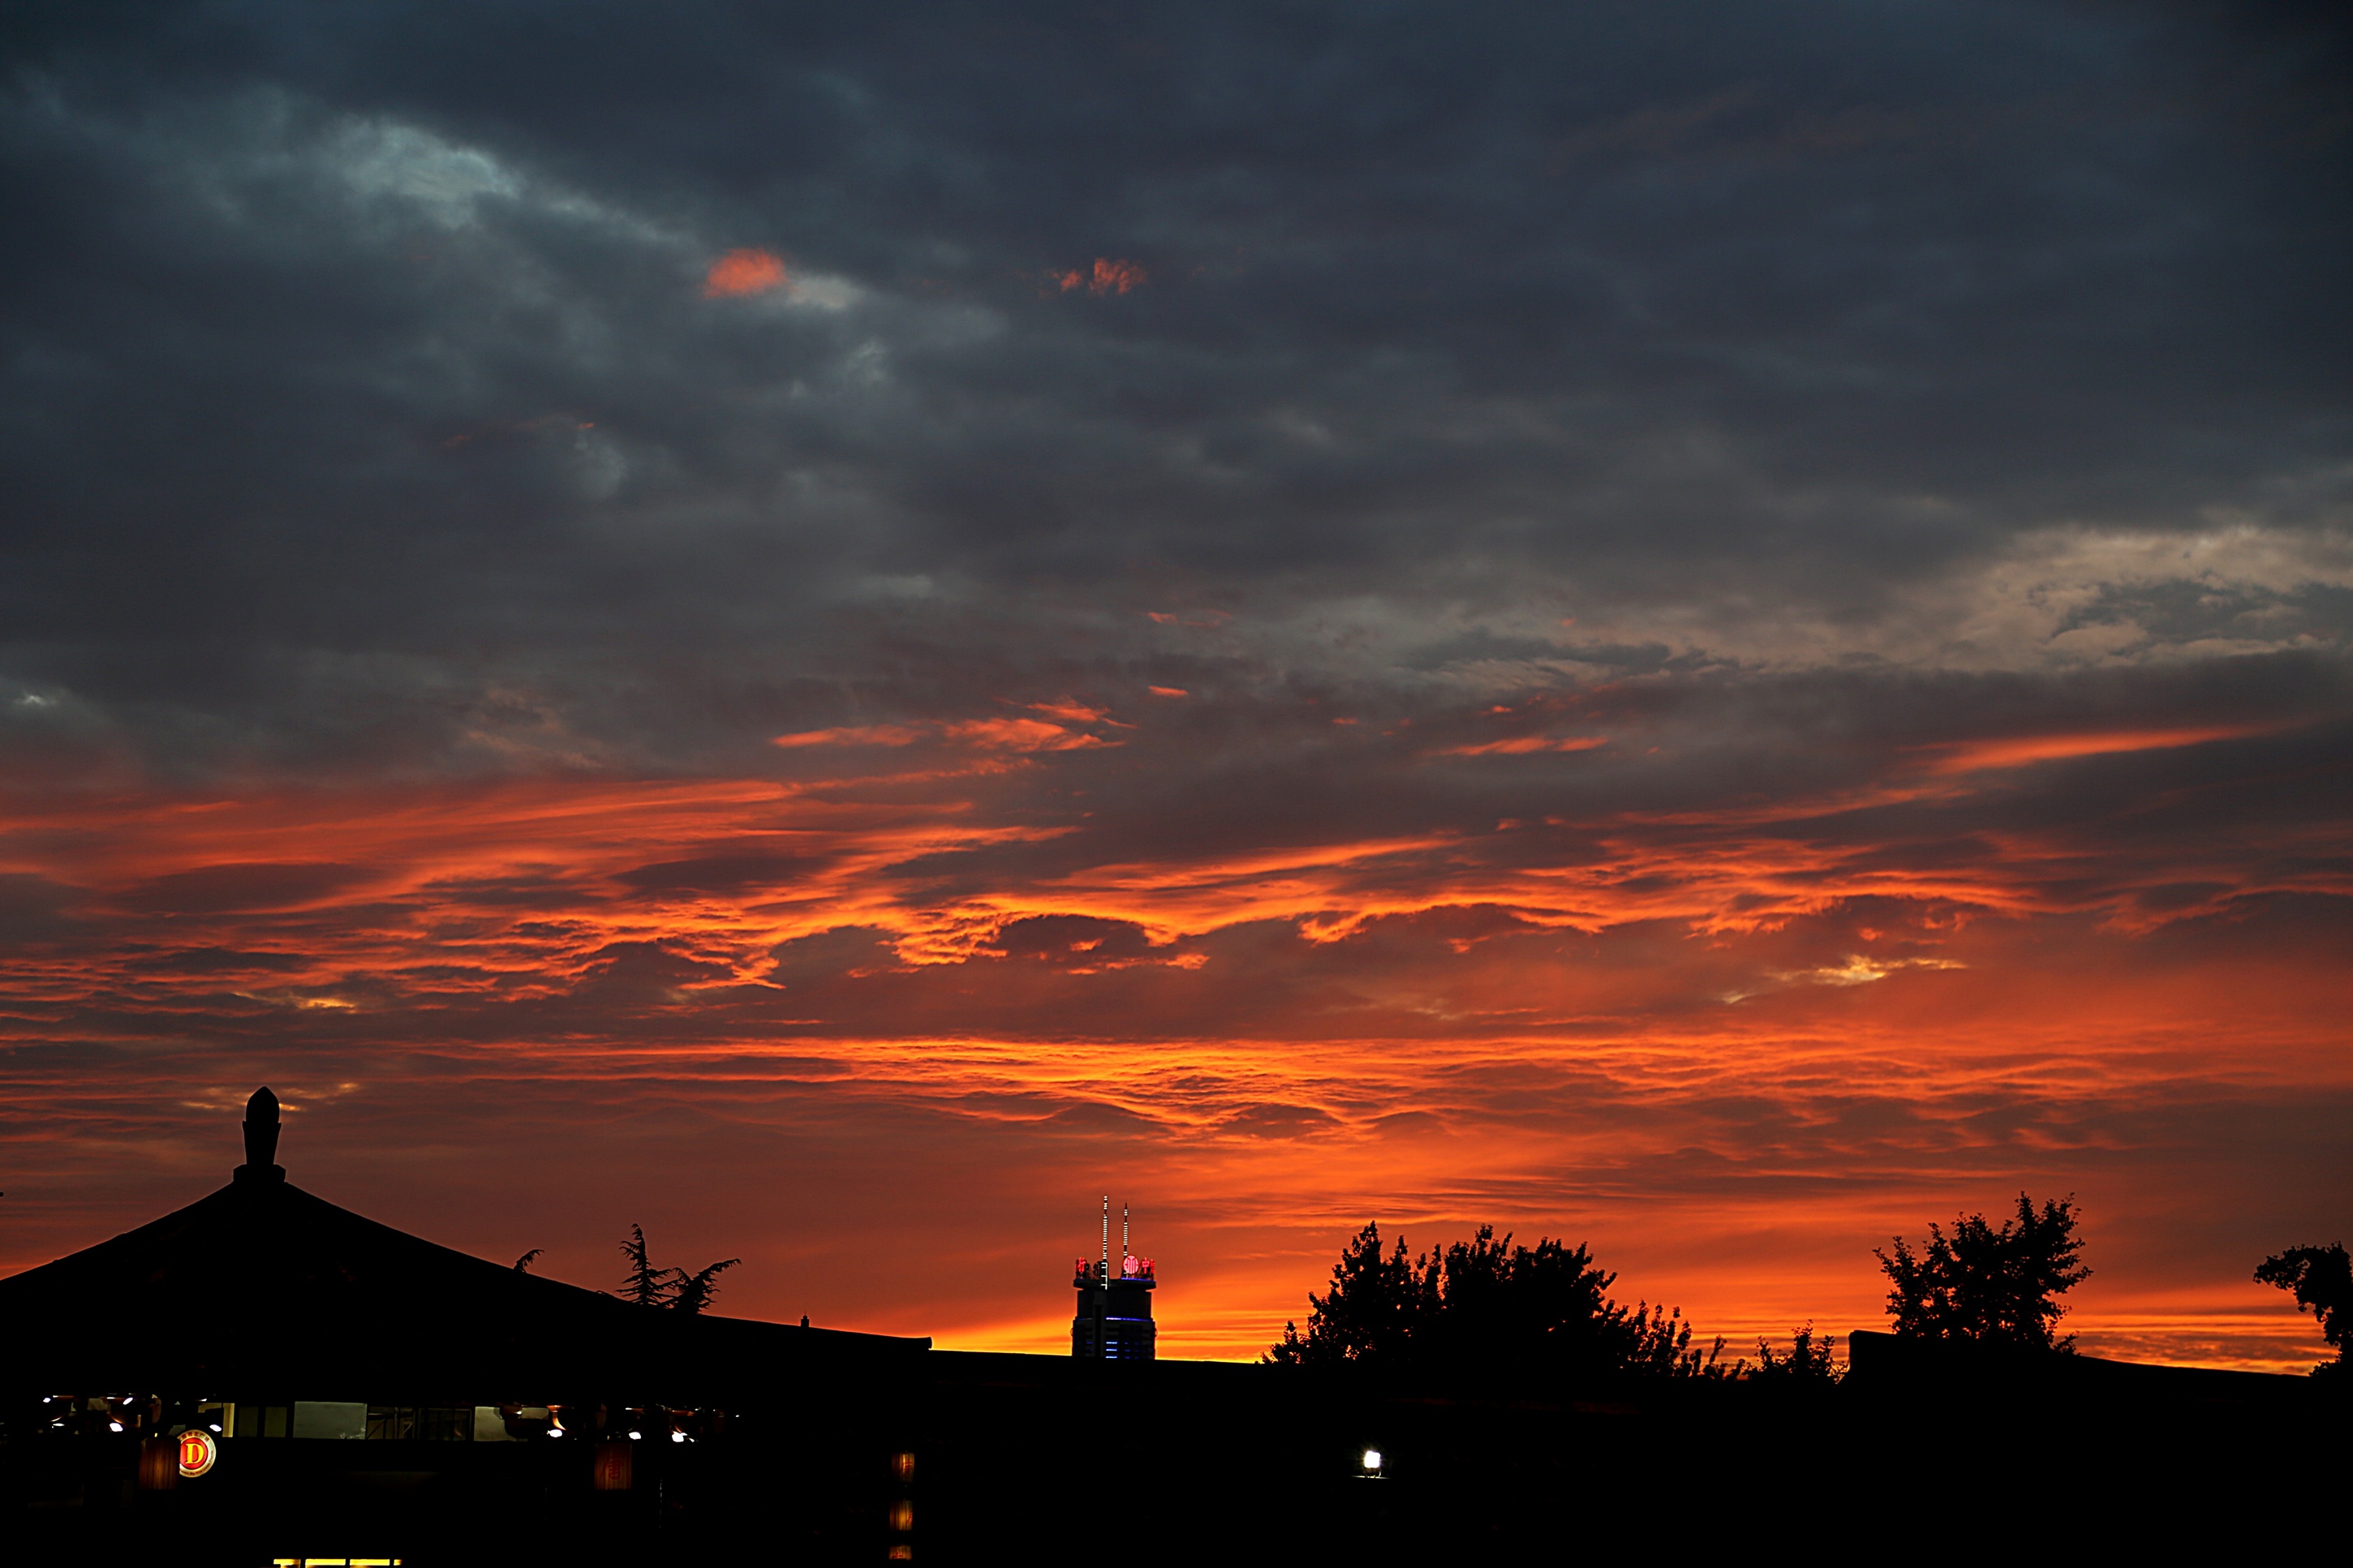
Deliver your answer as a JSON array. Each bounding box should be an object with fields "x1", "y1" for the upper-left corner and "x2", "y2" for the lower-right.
[{"x1": 235, "y1": 1085, "x2": 284, "y2": 1183}]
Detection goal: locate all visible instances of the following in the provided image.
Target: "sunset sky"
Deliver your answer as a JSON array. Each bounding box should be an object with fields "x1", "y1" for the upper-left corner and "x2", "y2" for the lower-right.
[{"x1": 2, "y1": 2, "x2": 2346, "y2": 1371}]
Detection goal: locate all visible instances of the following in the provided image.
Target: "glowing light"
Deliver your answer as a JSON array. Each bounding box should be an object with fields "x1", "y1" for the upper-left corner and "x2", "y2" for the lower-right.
[{"x1": 1361, "y1": 1448, "x2": 1383, "y2": 1471}]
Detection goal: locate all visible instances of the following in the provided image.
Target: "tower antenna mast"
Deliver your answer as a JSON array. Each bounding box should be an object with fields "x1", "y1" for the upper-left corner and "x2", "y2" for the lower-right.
[{"x1": 1070, "y1": 1193, "x2": 1156, "y2": 1360}]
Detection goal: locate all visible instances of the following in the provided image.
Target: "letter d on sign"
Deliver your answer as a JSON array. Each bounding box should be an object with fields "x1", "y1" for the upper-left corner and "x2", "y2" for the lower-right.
[{"x1": 177, "y1": 1428, "x2": 218, "y2": 1478}]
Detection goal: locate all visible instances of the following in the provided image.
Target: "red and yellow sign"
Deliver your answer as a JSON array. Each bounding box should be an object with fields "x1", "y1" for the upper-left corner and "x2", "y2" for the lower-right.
[{"x1": 175, "y1": 1428, "x2": 217, "y2": 1479}]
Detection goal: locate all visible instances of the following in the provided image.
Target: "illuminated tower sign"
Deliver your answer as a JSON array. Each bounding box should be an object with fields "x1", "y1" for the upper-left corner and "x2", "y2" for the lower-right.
[{"x1": 1070, "y1": 1197, "x2": 1156, "y2": 1360}]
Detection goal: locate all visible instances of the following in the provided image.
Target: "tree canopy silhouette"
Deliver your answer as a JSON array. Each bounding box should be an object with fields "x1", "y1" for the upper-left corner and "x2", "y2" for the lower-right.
[
  {"x1": 617, "y1": 1223, "x2": 740, "y2": 1314},
  {"x1": 2254, "y1": 1243, "x2": 2350, "y2": 1377},
  {"x1": 1876, "y1": 1193, "x2": 2088, "y2": 1350},
  {"x1": 1749, "y1": 1324, "x2": 1839, "y2": 1383},
  {"x1": 1266, "y1": 1222, "x2": 1731, "y2": 1383}
]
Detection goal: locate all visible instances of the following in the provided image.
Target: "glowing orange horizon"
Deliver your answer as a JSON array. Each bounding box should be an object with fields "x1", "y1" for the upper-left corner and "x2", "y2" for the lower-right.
[{"x1": 0, "y1": 702, "x2": 2342, "y2": 1377}]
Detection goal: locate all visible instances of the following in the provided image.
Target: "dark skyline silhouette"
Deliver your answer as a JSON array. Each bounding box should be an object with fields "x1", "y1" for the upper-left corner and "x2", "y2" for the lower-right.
[{"x1": 2, "y1": 1094, "x2": 2343, "y2": 1562}]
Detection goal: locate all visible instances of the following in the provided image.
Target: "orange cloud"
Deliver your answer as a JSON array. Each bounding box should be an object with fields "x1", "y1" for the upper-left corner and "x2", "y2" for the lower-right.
[
  {"x1": 772, "y1": 716, "x2": 1113, "y2": 754},
  {"x1": 1908, "y1": 724, "x2": 2273, "y2": 775},
  {"x1": 1771, "y1": 952, "x2": 1968, "y2": 989},
  {"x1": 1434, "y1": 735, "x2": 1609, "y2": 756},
  {"x1": 1027, "y1": 699, "x2": 1113, "y2": 724},
  {"x1": 1053, "y1": 258, "x2": 1147, "y2": 295},
  {"x1": 771, "y1": 724, "x2": 923, "y2": 749},
  {"x1": 703, "y1": 248, "x2": 790, "y2": 298},
  {"x1": 942, "y1": 717, "x2": 1110, "y2": 751}
]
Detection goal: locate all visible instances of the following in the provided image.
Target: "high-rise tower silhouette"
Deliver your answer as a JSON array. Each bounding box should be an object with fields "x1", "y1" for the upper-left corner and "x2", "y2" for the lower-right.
[{"x1": 1071, "y1": 1197, "x2": 1156, "y2": 1360}]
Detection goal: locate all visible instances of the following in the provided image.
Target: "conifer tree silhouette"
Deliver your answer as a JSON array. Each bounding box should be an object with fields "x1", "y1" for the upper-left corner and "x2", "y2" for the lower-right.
[
  {"x1": 618, "y1": 1223, "x2": 681, "y2": 1308},
  {"x1": 671, "y1": 1257, "x2": 742, "y2": 1316},
  {"x1": 616, "y1": 1224, "x2": 739, "y2": 1312}
]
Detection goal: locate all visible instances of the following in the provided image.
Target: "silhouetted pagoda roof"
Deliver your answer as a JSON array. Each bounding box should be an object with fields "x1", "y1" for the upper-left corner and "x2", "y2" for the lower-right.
[{"x1": 0, "y1": 1089, "x2": 925, "y2": 1401}]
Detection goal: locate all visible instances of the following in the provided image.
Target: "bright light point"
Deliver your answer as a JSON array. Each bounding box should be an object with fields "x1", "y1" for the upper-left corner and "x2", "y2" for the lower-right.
[
  {"x1": 670, "y1": 1431, "x2": 686, "y2": 1444},
  {"x1": 627, "y1": 1429, "x2": 642, "y2": 1440},
  {"x1": 109, "y1": 1421, "x2": 124, "y2": 1433},
  {"x1": 1361, "y1": 1448, "x2": 1382, "y2": 1470}
]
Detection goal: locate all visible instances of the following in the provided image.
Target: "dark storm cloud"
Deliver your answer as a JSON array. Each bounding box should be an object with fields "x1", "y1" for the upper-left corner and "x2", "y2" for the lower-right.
[{"x1": 2, "y1": 0, "x2": 2347, "y2": 775}]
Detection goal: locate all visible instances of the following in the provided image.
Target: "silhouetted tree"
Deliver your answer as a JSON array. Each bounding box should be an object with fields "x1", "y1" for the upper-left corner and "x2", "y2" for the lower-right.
[
  {"x1": 1750, "y1": 1324, "x2": 1839, "y2": 1383},
  {"x1": 1267, "y1": 1222, "x2": 1433, "y2": 1367},
  {"x1": 2254, "y1": 1243, "x2": 2350, "y2": 1377},
  {"x1": 671, "y1": 1257, "x2": 742, "y2": 1316},
  {"x1": 511, "y1": 1248, "x2": 543, "y2": 1274},
  {"x1": 618, "y1": 1223, "x2": 680, "y2": 1308},
  {"x1": 1267, "y1": 1222, "x2": 1731, "y2": 1381},
  {"x1": 1877, "y1": 1193, "x2": 2088, "y2": 1350},
  {"x1": 1621, "y1": 1303, "x2": 1738, "y2": 1378},
  {"x1": 1427, "y1": 1228, "x2": 1618, "y2": 1373},
  {"x1": 616, "y1": 1224, "x2": 740, "y2": 1312}
]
